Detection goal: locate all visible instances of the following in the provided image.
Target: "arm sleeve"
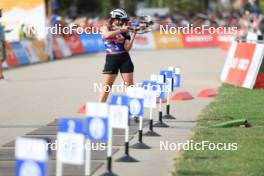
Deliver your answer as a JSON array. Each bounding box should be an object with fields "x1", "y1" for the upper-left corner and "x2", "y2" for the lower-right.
[{"x1": 122, "y1": 33, "x2": 131, "y2": 40}]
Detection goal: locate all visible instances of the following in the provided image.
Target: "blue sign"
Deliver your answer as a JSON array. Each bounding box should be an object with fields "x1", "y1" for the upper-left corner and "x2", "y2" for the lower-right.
[
  {"x1": 86, "y1": 117, "x2": 108, "y2": 141},
  {"x1": 58, "y1": 118, "x2": 84, "y2": 134},
  {"x1": 109, "y1": 95, "x2": 129, "y2": 127},
  {"x1": 160, "y1": 70, "x2": 173, "y2": 79},
  {"x1": 10, "y1": 42, "x2": 30, "y2": 65},
  {"x1": 142, "y1": 80, "x2": 158, "y2": 91},
  {"x1": 156, "y1": 84, "x2": 165, "y2": 99},
  {"x1": 110, "y1": 95, "x2": 129, "y2": 106},
  {"x1": 173, "y1": 74, "x2": 181, "y2": 87},
  {"x1": 142, "y1": 81, "x2": 165, "y2": 99},
  {"x1": 79, "y1": 34, "x2": 105, "y2": 53},
  {"x1": 160, "y1": 70, "x2": 174, "y2": 92},
  {"x1": 15, "y1": 137, "x2": 48, "y2": 176},
  {"x1": 129, "y1": 98, "x2": 144, "y2": 116},
  {"x1": 16, "y1": 160, "x2": 46, "y2": 176}
]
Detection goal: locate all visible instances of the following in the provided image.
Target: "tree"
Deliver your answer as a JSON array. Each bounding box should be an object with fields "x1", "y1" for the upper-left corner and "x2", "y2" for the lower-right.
[
  {"x1": 100, "y1": 0, "x2": 113, "y2": 16},
  {"x1": 124, "y1": 0, "x2": 137, "y2": 15},
  {"x1": 170, "y1": 0, "x2": 204, "y2": 14}
]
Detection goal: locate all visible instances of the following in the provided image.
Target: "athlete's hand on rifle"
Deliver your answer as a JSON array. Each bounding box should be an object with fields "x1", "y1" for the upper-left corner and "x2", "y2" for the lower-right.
[
  {"x1": 119, "y1": 25, "x2": 129, "y2": 33},
  {"x1": 127, "y1": 16, "x2": 153, "y2": 34},
  {"x1": 131, "y1": 31, "x2": 137, "y2": 39}
]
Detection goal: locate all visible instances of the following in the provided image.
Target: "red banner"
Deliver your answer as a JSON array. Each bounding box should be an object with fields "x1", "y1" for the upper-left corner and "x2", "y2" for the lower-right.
[
  {"x1": 64, "y1": 34, "x2": 84, "y2": 54},
  {"x1": 225, "y1": 42, "x2": 256, "y2": 85},
  {"x1": 5, "y1": 42, "x2": 19, "y2": 67},
  {"x1": 182, "y1": 32, "x2": 218, "y2": 48},
  {"x1": 217, "y1": 30, "x2": 241, "y2": 51},
  {"x1": 52, "y1": 37, "x2": 64, "y2": 59},
  {"x1": 221, "y1": 42, "x2": 264, "y2": 89}
]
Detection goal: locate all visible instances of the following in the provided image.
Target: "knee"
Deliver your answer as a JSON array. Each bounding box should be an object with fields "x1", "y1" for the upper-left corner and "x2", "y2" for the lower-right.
[
  {"x1": 102, "y1": 84, "x2": 112, "y2": 93},
  {"x1": 124, "y1": 81, "x2": 133, "y2": 87}
]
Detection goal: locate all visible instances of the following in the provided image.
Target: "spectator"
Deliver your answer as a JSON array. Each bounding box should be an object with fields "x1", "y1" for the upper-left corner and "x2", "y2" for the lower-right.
[
  {"x1": 258, "y1": 15, "x2": 264, "y2": 40},
  {"x1": 0, "y1": 9, "x2": 11, "y2": 81},
  {"x1": 18, "y1": 24, "x2": 26, "y2": 40},
  {"x1": 69, "y1": 2, "x2": 78, "y2": 20},
  {"x1": 0, "y1": 21, "x2": 6, "y2": 81}
]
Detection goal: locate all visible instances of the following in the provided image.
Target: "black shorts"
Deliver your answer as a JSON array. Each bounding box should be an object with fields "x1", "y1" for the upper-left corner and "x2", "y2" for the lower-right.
[{"x1": 103, "y1": 52, "x2": 134, "y2": 74}]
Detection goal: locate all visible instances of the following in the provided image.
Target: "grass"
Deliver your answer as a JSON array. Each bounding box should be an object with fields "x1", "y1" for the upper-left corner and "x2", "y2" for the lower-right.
[{"x1": 173, "y1": 84, "x2": 264, "y2": 176}]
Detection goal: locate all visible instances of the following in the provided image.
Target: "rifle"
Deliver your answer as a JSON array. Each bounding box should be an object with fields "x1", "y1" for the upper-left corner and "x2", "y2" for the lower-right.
[{"x1": 111, "y1": 16, "x2": 154, "y2": 34}]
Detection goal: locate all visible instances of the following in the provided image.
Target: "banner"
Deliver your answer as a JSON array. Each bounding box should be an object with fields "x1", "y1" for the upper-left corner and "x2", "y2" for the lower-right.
[
  {"x1": 3, "y1": 32, "x2": 244, "y2": 69},
  {"x1": 52, "y1": 37, "x2": 64, "y2": 59},
  {"x1": 10, "y1": 42, "x2": 30, "y2": 65},
  {"x1": 20, "y1": 40, "x2": 39, "y2": 63},
  {"x1": 2, "y1": 61, "x2": 8, "y2": 68},
  {"x1": 31, "y1": 40, "x2": 48, "y2": 62},
  {"x1": 182, "y1": 32, "x2": 218, "y2": 48},
  {"x1": 55, "y1": 36, "x2": 72, "y2": 57},
  {"x1": 64, "y1": 34, "x2": 84, "y2": 54},
  {"x1": 217, "y1": 30, "x2": 241, "y2": 51},
  {"x1": 217, "y1": 34, "x2": 235, "y2": 51},
  {"x1": 5, "y1": 42, "x2": 19, "y2": 67},
  {"x1": 221, "y1": 42, "x2": 264, "y2": 89},
  {"x1": 94, "y1": 34, "x2": 105, "y2": 51},
  {"x1": 153, "y1": 32, "x2": 183, "y2": 49},
  {"x1": 132, "y1": 32, "x2": 155, "y2": 50},
  {"x1": 79, "y1": 34, "x2": 105, "y2": 53}
]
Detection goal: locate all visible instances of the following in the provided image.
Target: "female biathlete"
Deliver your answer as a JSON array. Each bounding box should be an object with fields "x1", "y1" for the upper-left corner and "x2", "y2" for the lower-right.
[{"x1": 99, "y1": 9, "x2": 136, "y2": 102}]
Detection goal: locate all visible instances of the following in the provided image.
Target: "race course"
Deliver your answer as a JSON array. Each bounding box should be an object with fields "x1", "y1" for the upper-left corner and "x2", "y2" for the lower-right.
[{"x1": 0, "y1": 48, "x2": 226, "y2": 175}]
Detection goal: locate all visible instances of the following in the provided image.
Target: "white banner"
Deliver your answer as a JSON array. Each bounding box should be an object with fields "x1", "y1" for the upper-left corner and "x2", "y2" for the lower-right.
[
  {"x1": 20, "y1": 40, "x2": 39, "y2": 63},
  {"x1": 56, "y1": 37, "x2": 72, "y2": 57},
  {"x1": 132, "y1": 32, "x2": 155, "y2": 50}
]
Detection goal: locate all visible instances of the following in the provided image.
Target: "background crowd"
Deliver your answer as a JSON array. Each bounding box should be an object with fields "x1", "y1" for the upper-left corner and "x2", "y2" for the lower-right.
[{"x1": 44, "y1": 0, "x2": 264, "y2": 41}]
